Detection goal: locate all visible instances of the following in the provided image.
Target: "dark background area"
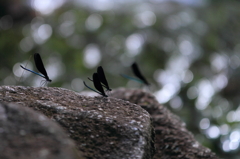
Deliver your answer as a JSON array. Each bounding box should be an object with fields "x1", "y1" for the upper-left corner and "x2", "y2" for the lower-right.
[{"x1": 1, "y1": 0, "x2": 240, "y2": 158}]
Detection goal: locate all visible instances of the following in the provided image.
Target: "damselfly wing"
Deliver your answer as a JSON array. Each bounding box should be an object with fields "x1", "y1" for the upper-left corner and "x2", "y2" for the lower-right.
[
  {"x1": 34, "y1": 53, "x2": 51, "y2": 82},
  {"x1": 121, "y1": 62, "x2": 149, "y2": 86},
  {"x1": 83, "y1": 73, "x2": 108, "y2": 97},
  {"x1": 131, "y1": 62, "x2": 149, "y2": 85},
  {"x1": 97, "y1": 66, "x2": 111, "y2": 91},
  {"x1": 87, "y1": 66, "x2": 112, "y2": 91},
  {"x1": 20, "y1": 53, "x2": 52, "y2": 82}
]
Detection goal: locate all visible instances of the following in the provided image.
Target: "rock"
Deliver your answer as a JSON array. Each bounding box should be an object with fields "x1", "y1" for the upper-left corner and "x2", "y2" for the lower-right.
[
  {"x1": 0, "y1": 102, "x2": 82, "y2": 159},
  {"x1": 0, "y1": 86, "x2": 154, "y2": 159},
  {"x1": 111, "y1": 88, "x2": 219, "y2": 159}
]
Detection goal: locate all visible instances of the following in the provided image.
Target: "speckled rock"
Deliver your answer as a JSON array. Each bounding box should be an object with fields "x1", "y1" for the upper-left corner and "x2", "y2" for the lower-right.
[
  {"x1": 0, "y1": 86, "x2": 154, "y2": 159},
  {"x1": 111, "y1": 88, "x2": 219, "y2": 159},
  {"x1": 0, "y1": 102, "x2": 82, "y2": 159}
]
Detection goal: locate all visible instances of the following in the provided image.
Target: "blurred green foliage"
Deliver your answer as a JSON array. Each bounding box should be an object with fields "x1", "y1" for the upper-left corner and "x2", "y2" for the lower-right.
[{"x1": 1, "y1": 1, "x2": 240, "y2": 158}]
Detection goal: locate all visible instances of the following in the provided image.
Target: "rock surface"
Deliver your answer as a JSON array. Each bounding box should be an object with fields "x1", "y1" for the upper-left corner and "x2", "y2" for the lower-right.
[
  {"x1": 0, "y1": 86, "x2": 154, "y2": 159},
  {"x1": 111, "y1": 88, "x2": 219, "y2": 159},
  {"x1": 0, "y1": 102, "x2": 82, "y2": 159},
  {"x1": 0, "y1": 85, "x2": 219, "y2": 159}
]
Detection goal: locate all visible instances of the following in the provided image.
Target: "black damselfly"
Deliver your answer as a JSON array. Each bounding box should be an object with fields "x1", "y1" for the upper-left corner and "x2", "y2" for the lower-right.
[
  {"x1": 84, "y1": 73, "x2": 108, "y2": 97},
  {"x1": 20, "y1": 53, "x2": 52, "y2": 83}
]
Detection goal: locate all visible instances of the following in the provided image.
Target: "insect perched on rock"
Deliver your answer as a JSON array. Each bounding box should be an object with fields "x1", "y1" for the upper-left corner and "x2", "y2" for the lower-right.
[
  {"x1": 121, "y1": 62, "x2": 150, "y2": 86},
  {"x1": 88, "y1": 66, "x2": 112, "y2": 92},
  {"x1": 84, "y1": 72, "x2": 108, "y2": 97},
  {"x1": 20, "y1": 53, "x2": 52, "y2": 85}
]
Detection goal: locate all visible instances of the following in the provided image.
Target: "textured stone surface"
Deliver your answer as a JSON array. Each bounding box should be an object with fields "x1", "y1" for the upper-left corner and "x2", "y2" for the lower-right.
[
  {"x1": 0, "y1": 102, "x2": 82, "y2": 159},
  {"x1": 0, "y1": 86, "x2": 154, "y2": 159},
  {"x1": 111, "y1": 88, "x2": 219, "y2": 159}
]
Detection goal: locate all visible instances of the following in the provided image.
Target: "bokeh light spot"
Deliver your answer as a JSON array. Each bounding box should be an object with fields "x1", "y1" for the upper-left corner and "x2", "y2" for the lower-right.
[
  {"x1": 71, "y1": 78, "x2": 84, "y2": 92},
  {"x1": 207, "y1": 126, "x2": 220, "y2": 139},
  {"x1": 84, "y1": 44, "x2": 101, "y2": 68},
  {"x1": 46, "y1": 57, "x2": 66, "y2": 81},
  {"x1": 229, "y1": 141, "x2": 239, "y2": 151},
  {"x1": 187, "y1": 86, "x2": 198, "y2": 99},
  {"x1": 210, "y1": 53, "x2": 228, "y2": 72},
  {"x1": 179, "y1": 40, "x2": 194, "y2": 55},
  {"x1": 38, "y1": 24, "x2": 52, "y2": 41},
  {"x1": 125, "y1": 33, "x2": 144, "y2": 56},
  {"x1": 230, "y1": 131, "x2": 240, "y2": 142},
  {"x1": 169, "y1": 96, "x2": 183, "y2": 110},
  {"x1": 227, "y1": 111, "x2": 236, "y2": 123},
  {"x1": 154, "y1": 84, "x2": 177, "y2": 103},
  {"x1": 85, "y1": 14, "x2": 103, "y2": 31},
  {"x1": 19, "y1": 37, "x2": 34, "y2": 52},
  {"x1": 199, "y1": 118, "x2": 210, "y2": 130},
  {"x1": 181, "y1": 70, "x2": 193, "y2": 83},
  {"x1": 220, "y1": 124, "x2": 229, "y2": 135},
  {"x1": 134, "y1": 11, "x2": 156, "y2": 28},
  {"x1": 211, "y1": 74, "x2": 228, "y2": 91},
  {"x1": 33, "y1": 24, "x2": 52, "y2": 44},
  {"x1": 59, "y1": 21, "x2": 75, "y2": 37},
  {"x1": 31, "y1": 0, "x2": 65, "y2": 15},
  {"x1": 195, "y1": 79, "x2": 214, "y2": 110},
  {"x1": 222, "y1": 140, "x2": 230, "y2": 152}
]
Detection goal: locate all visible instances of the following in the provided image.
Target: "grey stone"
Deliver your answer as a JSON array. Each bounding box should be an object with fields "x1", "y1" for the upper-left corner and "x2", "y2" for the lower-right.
[
  {"x1": 111, "y1": 88, "x2": 219, "y2": 159},
  {"x1": 0, "y1": 102, "x2": 82, "y2": 159},
  {"x1": 0, "y1": 86, "x2": 154, "y2": 159}
]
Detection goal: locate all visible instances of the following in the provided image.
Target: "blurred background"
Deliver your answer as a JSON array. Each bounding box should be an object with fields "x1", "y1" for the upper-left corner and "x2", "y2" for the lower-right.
[{"x1": 1, "y1": 0, "x2": 240, "y2": 158}]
